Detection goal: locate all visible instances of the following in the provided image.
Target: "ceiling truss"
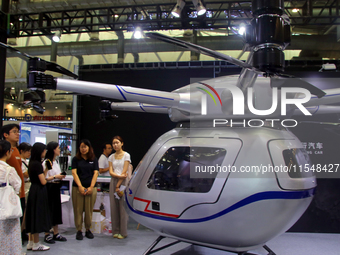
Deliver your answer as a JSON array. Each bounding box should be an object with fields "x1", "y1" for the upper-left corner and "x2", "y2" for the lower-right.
[{"x1": 1, "y1": 1, "x2": 340, "y2": 37}]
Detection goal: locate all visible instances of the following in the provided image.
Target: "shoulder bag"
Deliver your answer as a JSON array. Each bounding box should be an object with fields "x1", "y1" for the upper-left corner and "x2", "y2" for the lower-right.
[{"x1": 0, "y1": 167, "x2": 23, "y2": 220}]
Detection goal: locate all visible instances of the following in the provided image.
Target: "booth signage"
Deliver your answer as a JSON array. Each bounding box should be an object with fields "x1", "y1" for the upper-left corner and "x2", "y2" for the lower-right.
[{"x1": 24, "y1": 114, "x2": 66, "y2": 121}]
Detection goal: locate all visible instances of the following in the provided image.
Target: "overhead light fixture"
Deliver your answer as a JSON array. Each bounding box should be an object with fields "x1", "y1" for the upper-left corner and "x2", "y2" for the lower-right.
[
  {"x1": 133, "y1": 27, "x2": 143, "y2": 39},
  {"x1": 292, "y1": 8, "x2": 299, "y2": 13},
  {"x1": 52, "y1": 30, "x2": 61, "y2": 43},
  {"x1": 238, "y1": 23, "x2": 246, "y2": 35},
  {"x1": 192, "y1": 0, "x2": 206, "y2": 16},
  {"x1": 171, "y1": 0, "x2": 185, "y2": 18}
]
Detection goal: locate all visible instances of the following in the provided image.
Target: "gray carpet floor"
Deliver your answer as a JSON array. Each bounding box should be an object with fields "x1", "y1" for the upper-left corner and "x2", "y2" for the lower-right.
[{"x1": 23, "y1": 222, "x2": 340, "y2": 255}]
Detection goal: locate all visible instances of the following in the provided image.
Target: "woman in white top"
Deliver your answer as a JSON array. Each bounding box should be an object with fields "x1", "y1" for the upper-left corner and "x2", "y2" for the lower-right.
[
  {"x1": 108, "y1": 136, "x2": 131, "y2": 239},
  {"x1": 0, "y1": 140, "x2": 22, "y2": 255},
  {"x1": 42, "y1": 141, "x2": 67, "y2": 244}
]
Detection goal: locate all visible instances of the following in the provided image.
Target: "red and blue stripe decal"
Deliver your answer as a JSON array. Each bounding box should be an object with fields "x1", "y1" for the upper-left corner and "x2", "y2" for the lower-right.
[{"x1": 126, "y1": 188, "x2": 315, "y2": 223}]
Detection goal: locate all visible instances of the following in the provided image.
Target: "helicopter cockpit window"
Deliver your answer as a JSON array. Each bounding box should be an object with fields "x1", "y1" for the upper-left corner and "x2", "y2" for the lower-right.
[
  {"x1": 283, "y1": 148, "x2": 314, "y2": 178},
  {"x1": 147, "y1": 147, "x2": 226, "y2": 193}
]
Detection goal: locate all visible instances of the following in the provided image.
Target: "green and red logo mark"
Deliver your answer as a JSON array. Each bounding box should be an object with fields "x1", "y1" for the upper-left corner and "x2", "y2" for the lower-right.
[
  {"x1": 197, "y1": 82, "x2": 222, "y2": 115},
  {"x1": 197, "y1": 82, "x2": 223, "y2": 106}
]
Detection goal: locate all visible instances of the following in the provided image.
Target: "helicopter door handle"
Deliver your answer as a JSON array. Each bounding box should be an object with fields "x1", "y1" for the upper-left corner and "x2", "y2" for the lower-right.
[{"x1": 152, "y1": 201, "x2": 160, "y2": 211}]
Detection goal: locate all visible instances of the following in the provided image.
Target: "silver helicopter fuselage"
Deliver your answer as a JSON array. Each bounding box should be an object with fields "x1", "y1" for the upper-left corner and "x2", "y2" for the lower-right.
[
  {"x1": 50, "y1": 73, "x2": 333, "y2": 253},
  {"x1": 125, "y1": 123, "x2": 316, "y2": 252}
]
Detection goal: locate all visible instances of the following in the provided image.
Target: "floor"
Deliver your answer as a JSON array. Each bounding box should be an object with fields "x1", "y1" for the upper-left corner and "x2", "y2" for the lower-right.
[{"x1": 23, "y1": 222, "x2": 340, "y2": 255}]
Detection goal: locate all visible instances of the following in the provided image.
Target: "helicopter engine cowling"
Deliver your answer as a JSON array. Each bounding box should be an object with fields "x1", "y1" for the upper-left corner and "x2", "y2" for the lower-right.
[{"x1": 124, "y1": 123, "x2": 315, "y2": 252}]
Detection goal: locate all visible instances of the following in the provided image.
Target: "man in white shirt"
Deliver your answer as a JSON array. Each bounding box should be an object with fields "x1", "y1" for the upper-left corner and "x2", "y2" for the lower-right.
[{"x1": 98, "y1": 143, "x2": 113, "y2": 176}]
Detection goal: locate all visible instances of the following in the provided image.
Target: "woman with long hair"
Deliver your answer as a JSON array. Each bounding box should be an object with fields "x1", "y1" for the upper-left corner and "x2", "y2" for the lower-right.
[
  {"x1": 71, "y1": 139, "x2": 99, "y2": 240},
  {"x1": 26, "y1": 142, "x2": 51, "y2": 251},
  {"x1": 108, "y1": 135, "x2": 131, "y2": 239},
  {"x1": 43, "y1": 141, "x2": 67, "y2": 244}
]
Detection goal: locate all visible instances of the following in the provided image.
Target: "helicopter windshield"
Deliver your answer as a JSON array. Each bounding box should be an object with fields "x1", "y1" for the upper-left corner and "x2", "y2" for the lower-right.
[{"x1": 147, "y1": 147, "x2": 226, "y2": 193}]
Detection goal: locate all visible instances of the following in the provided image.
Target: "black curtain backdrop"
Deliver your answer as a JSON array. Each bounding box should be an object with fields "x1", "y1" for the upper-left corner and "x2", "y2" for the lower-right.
[{"x1": 78, "y1": 62, "x2": 340, "y2": 233}]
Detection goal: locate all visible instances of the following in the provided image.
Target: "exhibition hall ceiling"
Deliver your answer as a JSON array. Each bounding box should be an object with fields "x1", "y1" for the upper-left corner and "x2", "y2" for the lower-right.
[
  {"x1": 3, "y1": 0, "x2": 340, "y2": 98},
  {"x1": 6, "y1": 0, "x2": 340, "y2": 36}
]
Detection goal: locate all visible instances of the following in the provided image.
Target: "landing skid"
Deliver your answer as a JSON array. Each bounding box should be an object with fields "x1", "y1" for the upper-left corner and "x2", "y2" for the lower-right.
[{"x1": 143, "y1": 236, "x2": 276, "y2": 255}]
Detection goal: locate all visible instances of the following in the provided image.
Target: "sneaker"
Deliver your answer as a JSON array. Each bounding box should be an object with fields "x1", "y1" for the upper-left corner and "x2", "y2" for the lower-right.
[
  {"x1": 85, "y1": 230, "x2": 94, "y2": 239},
  {"x1": 113, "y1": 234, "x2": 119, "y2": 238},
  {"x1": 32, "y1": 243, "x2": 50, "y2": 251},
  {"x1": 44, "y1": 234, "x2": 55, "y2": 244},
  {"x1": 26, "y1": 242, "x2": 33, "y2": 250},
  {"x1": 76, "y1": 230, "x2": 83, "y2": 240},
  {"x1": 117, "y1": 234, "x2": 126, "y2": 239},
  {"x1": 53, "y1": 233, "x2": 67, "y2": 241}
]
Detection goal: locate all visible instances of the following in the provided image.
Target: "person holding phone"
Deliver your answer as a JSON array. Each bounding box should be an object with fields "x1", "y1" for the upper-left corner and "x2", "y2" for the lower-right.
[
  {"x1": 108, "y1": 135, "x2": 131, "y2": 239},
  {"x1": 42, "y1": 141, "x2": 67, "y2": 244}
]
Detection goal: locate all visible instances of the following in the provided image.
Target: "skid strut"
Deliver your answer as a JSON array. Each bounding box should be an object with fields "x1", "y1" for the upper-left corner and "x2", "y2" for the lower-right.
[{"x1": 143, "y1": 236, "x2": 276, "y2": 255}]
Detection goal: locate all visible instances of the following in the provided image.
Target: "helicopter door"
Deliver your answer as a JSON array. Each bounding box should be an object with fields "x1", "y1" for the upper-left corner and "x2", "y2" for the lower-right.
[
  {"x1": 268, "y1": 139, "x2": 316, "y2": 190},
  {"x1": 132, "y1": 137, "x2": 242, "y2": 218}
]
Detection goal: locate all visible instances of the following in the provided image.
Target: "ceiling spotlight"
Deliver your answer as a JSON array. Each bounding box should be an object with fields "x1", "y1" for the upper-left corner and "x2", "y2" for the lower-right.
[
  {"x1": 171, "y1": 0, "x2": 185, "y2": 18},
  {"x1": 238, "y1": 23, "x2": 246, "y2": 35},
  {"x1": 292, "y1": 8, "x2": 299, "y2": 13},
  {"x1": 133, "y1": 27, "x2": 143, "y2": 39},
  {"x1": 52, "y1": 30, "x2": 61, "y2": 43},
  {"x1": 192, "y1": 0, "x2": 206, "y2": 16}
]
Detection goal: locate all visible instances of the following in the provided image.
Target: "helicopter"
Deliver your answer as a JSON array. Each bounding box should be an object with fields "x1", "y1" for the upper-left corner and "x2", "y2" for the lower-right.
[{"x1": 1, "y1": 0, "x2": 340, "y2": 254}]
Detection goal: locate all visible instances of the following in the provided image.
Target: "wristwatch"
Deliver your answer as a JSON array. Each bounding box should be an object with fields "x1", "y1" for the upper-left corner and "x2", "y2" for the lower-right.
[{"x1": 53, "y1": 175, "x2": 56, "y2": 179}]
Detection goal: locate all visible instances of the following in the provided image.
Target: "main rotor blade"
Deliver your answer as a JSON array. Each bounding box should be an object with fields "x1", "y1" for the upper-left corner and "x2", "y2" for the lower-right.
[
  {"x1": 0, "y1": 41, "x2": 78, "y2": 79},
  {"x1": 45, "y1": 61, "x2": 79, "y2": 79},
  {"x1": 0, "y1": 41, "x2": 33, "y2": 61},
  {"x1": 146, "y1": 32, "x2": 254, "y2": 70}
]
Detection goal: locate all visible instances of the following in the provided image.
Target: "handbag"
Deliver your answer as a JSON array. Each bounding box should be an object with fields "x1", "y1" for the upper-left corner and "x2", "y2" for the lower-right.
[{"x1": 0, "y1": 166, "x2": 23, "y2": 220}]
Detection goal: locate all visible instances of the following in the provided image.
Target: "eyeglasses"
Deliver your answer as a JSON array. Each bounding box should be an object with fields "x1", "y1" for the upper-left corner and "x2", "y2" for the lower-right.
[{"x1": 10, "y1": 130, "x2": 20, "y2": 134}]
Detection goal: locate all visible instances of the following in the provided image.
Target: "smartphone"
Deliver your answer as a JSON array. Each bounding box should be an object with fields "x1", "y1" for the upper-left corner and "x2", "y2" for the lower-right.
[{"x1": 61, "y1": 171, "x2": 67, "y2": 175}]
